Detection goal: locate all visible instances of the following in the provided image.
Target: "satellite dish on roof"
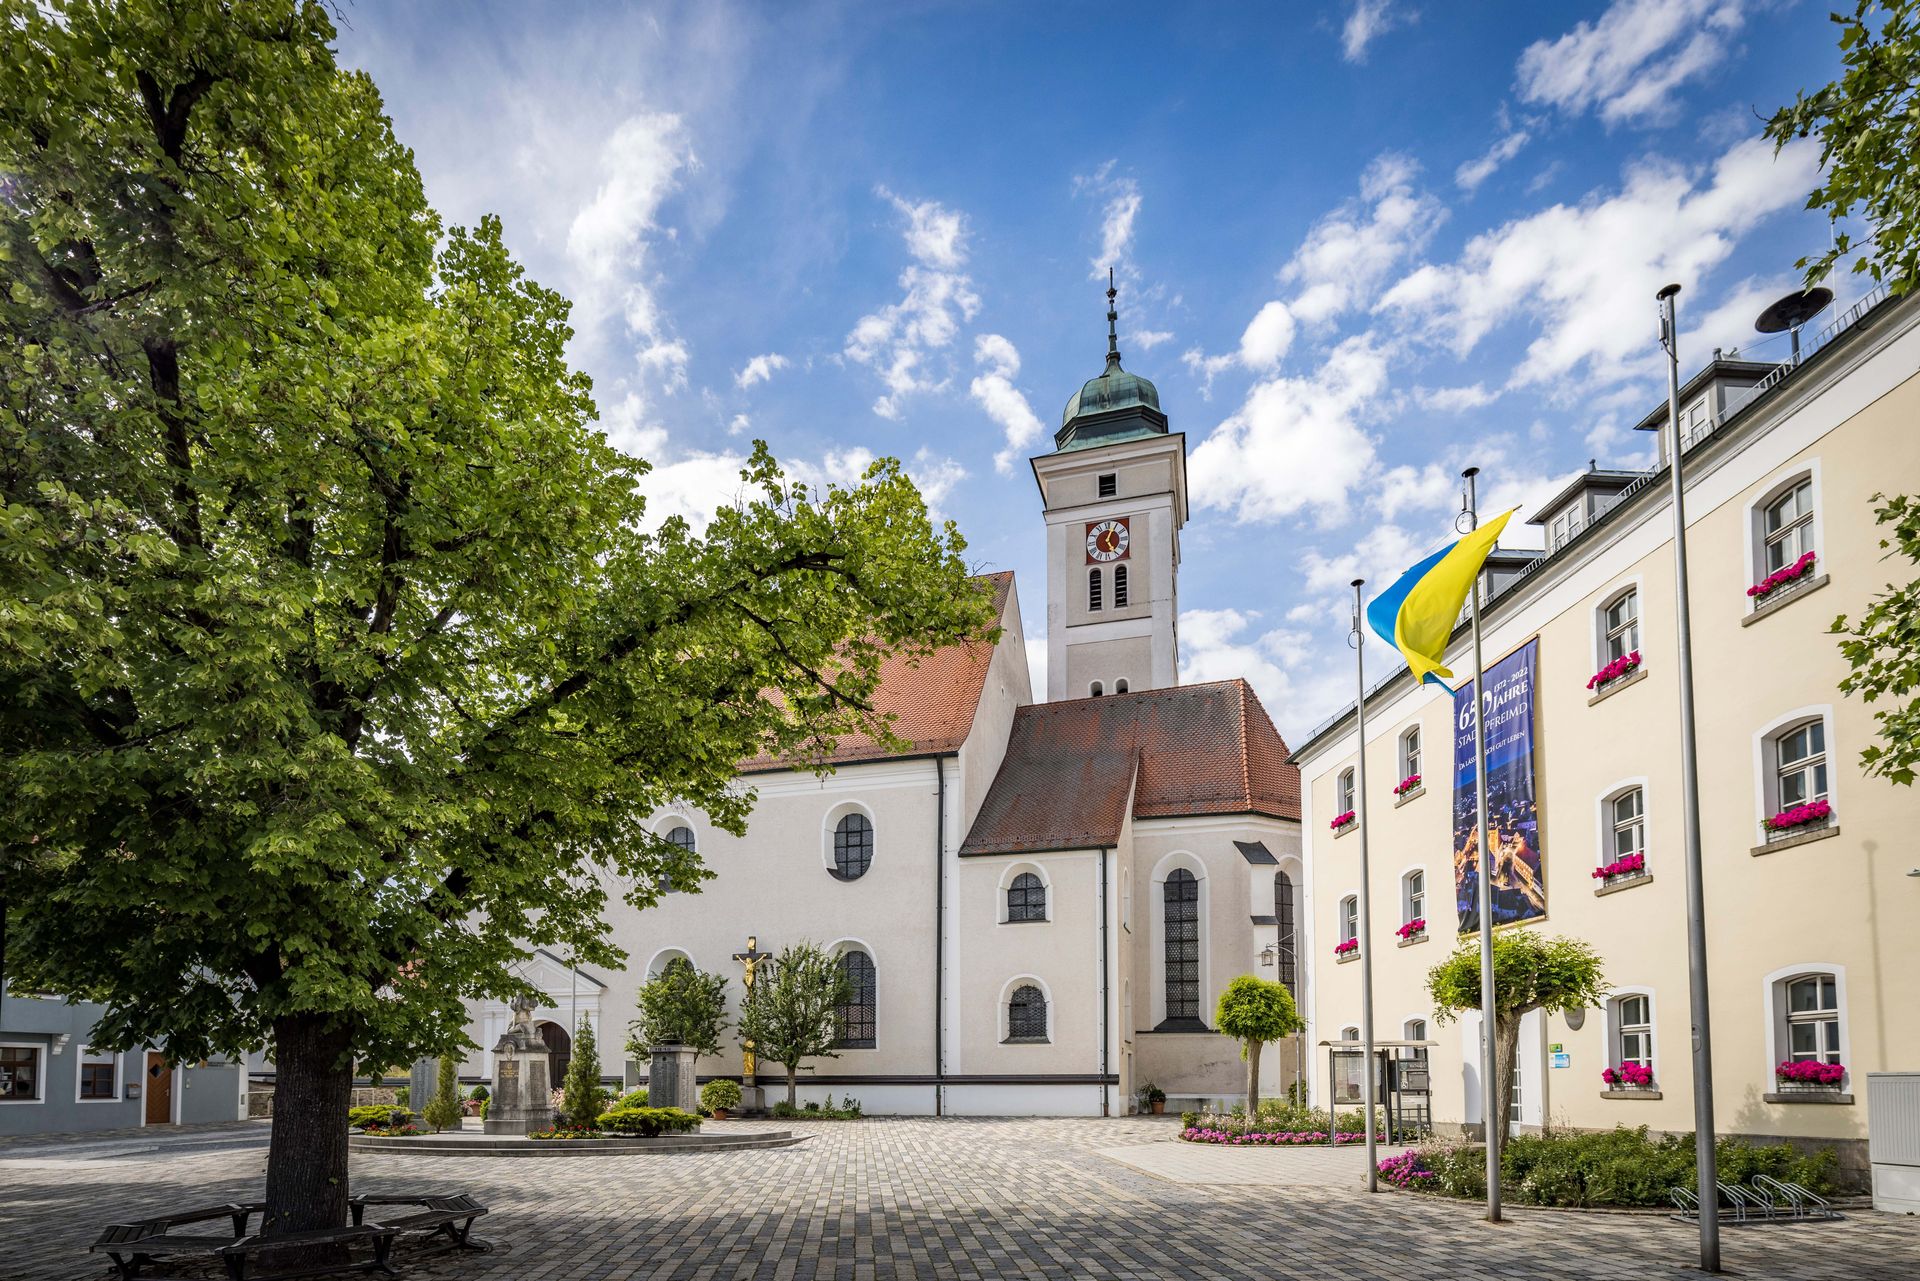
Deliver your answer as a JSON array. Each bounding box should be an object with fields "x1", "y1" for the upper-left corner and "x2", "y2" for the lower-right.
[{"x1": 1755, "y1": 286, "x2": 1833, "y2": 362}]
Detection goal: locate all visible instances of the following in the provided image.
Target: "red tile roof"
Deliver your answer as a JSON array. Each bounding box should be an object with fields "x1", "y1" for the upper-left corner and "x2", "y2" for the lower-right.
[
  {"x1": 740, "y1": 572, "x2": 1015, "y2": 774},
  {"x1": 960, "y1": 679, "x2": 1301, "y2": 854}
]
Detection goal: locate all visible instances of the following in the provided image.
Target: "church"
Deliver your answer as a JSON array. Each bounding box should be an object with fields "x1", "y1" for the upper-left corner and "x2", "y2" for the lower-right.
[{"x1": 457, "y1": 289, "x2": 1305, "y2": 1115}]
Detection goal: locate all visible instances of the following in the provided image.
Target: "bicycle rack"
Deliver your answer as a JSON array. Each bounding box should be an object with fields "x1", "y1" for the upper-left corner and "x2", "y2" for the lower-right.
[{"x1": 1670, "y1": 1177, "x2": 1844, "y2": 1224}]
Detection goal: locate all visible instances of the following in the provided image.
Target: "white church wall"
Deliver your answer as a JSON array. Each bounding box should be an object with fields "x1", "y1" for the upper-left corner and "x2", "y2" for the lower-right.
[{"x1": 942, "y1": 1082, "x2": 1108, "y2": 1117}]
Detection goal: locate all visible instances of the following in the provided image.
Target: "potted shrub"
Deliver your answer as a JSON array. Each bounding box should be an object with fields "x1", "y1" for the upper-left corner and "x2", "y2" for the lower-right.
[
  {"x1": 1139, "y1": 1082, "x2": 1167, "y2": 1115},
  {"x1": 701, "y1": 1078, "x2": 743, "y2": 1120}
]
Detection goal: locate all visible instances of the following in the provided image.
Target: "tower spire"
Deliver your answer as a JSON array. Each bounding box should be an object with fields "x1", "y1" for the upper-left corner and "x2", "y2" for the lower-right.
[{"x1": 1105, "y1": 267, "x2": 1121, "y2": 368}]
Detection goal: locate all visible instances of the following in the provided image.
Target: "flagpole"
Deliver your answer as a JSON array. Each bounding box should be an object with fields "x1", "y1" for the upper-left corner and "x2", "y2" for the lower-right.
[
  {"x1": 1461, "y1": 466, "x2": 1502, "y2": 1223},
  {"x1": 1659, "y1": 282, "x2": 1721, "y2": 1271},
  {"x1": 1350, "y1": 579, "x2": 1380, "y2": 1193}
]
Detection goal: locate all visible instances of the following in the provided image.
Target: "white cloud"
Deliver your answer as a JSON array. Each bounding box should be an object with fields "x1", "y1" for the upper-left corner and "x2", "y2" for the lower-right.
[
  {"x1": 733, "y1": 352, "x2": 789, "y2": 389},
  {"x1": 1096, "y1": 183, "x2": 1142, "y2": 276},
  {"x1": 1377, "y1": 136, "x2": 1820, "y2": 391},
  {"x1": 1415, "y1": 383, "x2": 1498, "y2": 413},
  {"x1": 1282, "y1": 155, "x2": 1443, "y2": 326},
  {"x1": 1177, "y1": 607, "x2": 1355, "y2": 743},
  {"x1": 1131, "y1": 328, "x2": 1175, "y2": 351},
  {"x1": 1341, "y1": 0, "x2": 1405, "y2": 63},
  {"x1": 1456, "y1": 127, "x2": 1532, "y2": 192},
  {"x1": 1237, "y1": 301, "x2": 1298, "y2": 370},
  {"x1": 1189, "y1": 335, "x2": 1388, "y2": 523},
  {"x1": 1371, "y1": 464, "x2": 1457, "y2": 521},
  {"x1": 597, "y1": 390, "x2": 668, "y2": 461},
  {"x1": 846, "y1": 190, "x2": 981, "y2": 419},
  {"x1": 971, "y1": 333, "x2": 1047, "y2": 474},
  {"x1": 1517, "y1": 0, "x2": 1746, "y2": 126},
  {"x1": 727, "y1": 413, "x2": 751, "y2": 436}
]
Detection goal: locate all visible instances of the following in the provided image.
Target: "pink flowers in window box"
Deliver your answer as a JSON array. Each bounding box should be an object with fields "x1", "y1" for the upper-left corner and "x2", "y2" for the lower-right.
[
  {"x1": 1764, "y1": 799, "x2": 1831, "y2": 832},
  {"x1": 1395, "y1": 918, "x2": 1425, "y2": 940},
  {"x1": 1392, "y1": 774, "x2": 1422, "y2": 796},
  {"x1": 1592, "y1": 852, "x2": 1646, "y2": 880},
  {"x1": 1775, "y1": 1060, "x2": 1845, "y2": 1086},
  {"x1": 1329, "y1": 810, "x2": 1356, "y2": 831},
  {"x1": 1333, "y1": 938, "x2": 1359, "y2": 957},
  {"x1": 1748, "y1": 550, "x2": 1817, "y2": 599},
  {"x1": 1602, "y1": 1063, "x2": 1654, "y2": 1089},
  {"x1": 1587, "y1": 651, "x2": 1642, "y2": 690}
]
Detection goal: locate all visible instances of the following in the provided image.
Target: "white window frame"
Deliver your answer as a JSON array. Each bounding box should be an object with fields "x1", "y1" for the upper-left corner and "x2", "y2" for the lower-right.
[
  {"x1": 1762, "y1": 963, "x2": 1850, "y2": 1091},
  {"x1": 0, "y1": 1041, "x2": 47, "y2": 1104},
  {"x1": 1752, "y1": 707, "x2": 1837, "y2": 834},
  {"x1": 997, "y1": 862, "x2": 1053, "y2": 925},
  {"x1": 1598, "y1": 585, "x2": 1642, "y2": 665},
  {"x1": 1398, "y1": 726, "x2": 1421, "y2": 781},
  {"x1": 1147, "y1": 852, "x2": 1209, "y2": 1029},
  {"x1": 820, "y1": 800, "x2": 878, "y2": 879},
  {"x1": 999, "y1": 974, "x2": 1055, "y2": 1044},
  {"x1": 1603, "y1": 987, "x2": 1657, "y2": 1076},
  {"x1": 1403, "y1": 1017, "x2": 1429, "y2": 1061},
  {"x1": 1334, "y1": 768, "x2": 1355, "y2": 816},
  {"x1": 1088, "y1": 567, "x2": 1103, "y2": 612},
  {"x1": 1113, "y1": 563, "x2": 1129, "y2": 608},
  {"x1": 1745, "y1": 464, "x2": 1824, "y2": 603},
  {"x1": 76, "y1": 1045, "x2": 121, "y2": 1104},
  {"x1": 1596, "y1": 780, "x2": 1648, "y2": 868},
  {"x1": 1400, "y1": 867, "x2": 1425, "y2": 925},
  {"x1": 825, "y1": 937, "x2": 880, "y2": 1053},
  {"x1": 1339, "y1": 895, "x2": 1358, "y2": 945}
]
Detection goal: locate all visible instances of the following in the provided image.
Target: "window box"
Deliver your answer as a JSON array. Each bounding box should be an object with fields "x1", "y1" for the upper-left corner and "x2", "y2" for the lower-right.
[
  {"x1": 1586, "y1": 665, "x2": 1648, "y2": 706},
  {"x1": 1393, "y1": 784, "x2": 1425, "y2": 808},
  {"x1": 1329, "y1": 811, "x2": 1356, "y2": 836},
  {"x1": 1602, "y1": 1064, "x2": 1654, "y2": 1090},
  {"x1": 1751, "y1": 823, "x2": 1841, "y2": 857},
  {"x1": 1394, "y1": 918, "x2": 1426, "y2": 943},
  {"x1": 1742, "y1": 573, "x2": 1829, "y2": 626},
  {"x1": 1594, "y1": 872, "x2": 1653, "y2": 897},
  {"x1": 1763, "y1": 801, "x2": 1831, "y2": 836},
  {"x1": 1335, "y1": 951, "x2": 1359, "y2": 965},
  {"x1": 1391, "y1": 774, "x2": 1422, "y2": 798},
  {"x1": 1764, "y1": 1090, "x2": 1853, "y2": 1105},
  {"x1": 1586, "y1": 651, "x2": 1642, "y2": 692},
  {"x1": 1591, "y1": 852, "x2": 1645, "y2": 882},
  {"x1": 1601, "y1": 1089, "x2": 1664, "y2": 1100},
  {"x1": 1334, "y1": 938, "x2": 1359, "y2": 963},
  {"x1": 1396, "y1": 931, "x2": 1429, "y2": 948},
  {"x1": 1747, "y1": 550, "x2": 1818, "y2": 602}
]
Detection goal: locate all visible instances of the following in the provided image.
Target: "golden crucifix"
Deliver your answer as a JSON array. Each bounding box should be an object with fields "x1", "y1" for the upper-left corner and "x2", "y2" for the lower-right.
[{"x1": 732, "y1": 935, "x2": 770, "y2": 1082}]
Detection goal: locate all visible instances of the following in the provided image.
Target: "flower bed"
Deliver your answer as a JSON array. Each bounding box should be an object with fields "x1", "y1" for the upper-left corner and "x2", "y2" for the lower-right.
[
  {"x1": 1602, "y1": 1063, "x2": 1654, "y2": 1089},
  {"x1": 1392, "y1": 774, "x2": 1422, "y2": 797},
  {"x1": 1329, "y1": 810, "x2": 1356, "y2": 831},
  {"x1": 1184, "y1": 1126, "x2": 1366, "y2": 1146},
  {"x1": 360, "y1": 1123, "x2": 422, "y2": 1137},
  {"x1": 1395, "y1": 918, "x2": 1426, "y2": 940},
  {"x1": 1333, "y1": 938, "x2": 1358, "y2": 957},
  {"x1": 1775, "y1": 1060, "x2": 1845, "y2": 1087},
  {"x1": 1748, "y1": 550, "x2": 1817, "y2": 599},
  {"x1": 1586, "y1": 650, "x2": 1642, "y2": 690},
  {"x1": 1763, "y1": 799, "x2": 1831, "y2": 833},
  {"x1": 1378, "y1": 1151, "x2": 1438, "y2": 1187},
  {"x1": 529, "y1": 1126, "x2": 609, "y2": 1140},
  {"x1": 1591, "y1": 852, "x2": 1646, "y2": 881}
]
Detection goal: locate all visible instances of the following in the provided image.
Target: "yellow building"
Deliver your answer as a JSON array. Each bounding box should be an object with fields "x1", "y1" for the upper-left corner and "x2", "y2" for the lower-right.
[{"x1": 1292, "y1": 284, "x2": 1920, "y2": 1179}]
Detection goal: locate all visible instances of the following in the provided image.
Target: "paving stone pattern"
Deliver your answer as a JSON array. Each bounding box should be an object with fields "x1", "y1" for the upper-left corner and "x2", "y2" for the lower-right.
[{"x1": 1, "y1": 1116, "x2": 1915, "y2": 1280}]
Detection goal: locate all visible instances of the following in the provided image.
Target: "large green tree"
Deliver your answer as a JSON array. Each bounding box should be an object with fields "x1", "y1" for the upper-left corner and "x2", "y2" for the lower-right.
[
  {"x1": 627, "y1": 956, "x2": 729, "y2": 1065},
  {"x1": 735, "y1": 941, "x2": 852, "y2": 1108},
  {"x1": 1766, "y1": 0, "x2": 1920, "y2": 294},
  {"x1": 1426, "y1": 931, "x2": 1607, "y2": 1144},
  {"x1": 1213, "y1": 974, "x2": 1301, "y2": 1118},
  {"x1": 0, "y1": 0, "x2": 993, "y2": 1236}
]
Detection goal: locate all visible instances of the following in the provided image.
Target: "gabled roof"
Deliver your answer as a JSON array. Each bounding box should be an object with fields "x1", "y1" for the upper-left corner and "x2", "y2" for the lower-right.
[
  {"x1": 740, "y1": 572, "x2": 1015, "y2": 774},
  {"x1": 960, "y1": 679, "x2": 1300, "y2": 855}
]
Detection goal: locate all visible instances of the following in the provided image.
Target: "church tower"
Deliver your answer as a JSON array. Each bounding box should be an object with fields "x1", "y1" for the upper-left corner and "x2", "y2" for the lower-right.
[{"x1": 1032, "y1": 276, "x2": 1187, "y2": 701}]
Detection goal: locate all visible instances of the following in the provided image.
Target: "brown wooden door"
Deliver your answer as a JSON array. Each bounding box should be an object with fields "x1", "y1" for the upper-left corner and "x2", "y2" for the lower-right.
[{"x1": 145, "y1": 1053, "x2": 172, "y2": 1124}]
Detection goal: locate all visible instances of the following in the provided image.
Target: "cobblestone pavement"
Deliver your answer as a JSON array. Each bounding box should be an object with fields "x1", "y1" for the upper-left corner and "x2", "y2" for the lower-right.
[{"x1": 1, "y1": 1116, "x2": 1915, "y2": 1280}]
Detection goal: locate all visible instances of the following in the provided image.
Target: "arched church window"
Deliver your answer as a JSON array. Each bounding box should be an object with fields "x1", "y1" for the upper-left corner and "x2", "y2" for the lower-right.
[
  {"x1": 1007, "y1": 984, "x2": 1048, "y2": 1042},
  {"x1": 1088, "y1": 568, "x2": 1103, "y2": 611},
  {"x1": 832, "y1": 813, "x2": 873, "y2": 880},
  {"x1": 1113, "y1": 564, "x2": 1129, "y2": 607},
  {"x1": 1274, "y1": 870, "x2": 1298, "y2": 998},
  {"x1": 1007, "y1": 872, "x2": 1047, "y2": 922},
  {"x1": 1163, "y1": 869, "x2": 1201, "y2": 1027},
  {"x1": 658, "y1": 824, "x2": 695, "y2": 894},
  {"x1": 1115, "y1": 679, "x2": 1129, "y2": 694},
  {"x1": 834, "y1": 950, "x2": 876, "y2": 1048},
  {"x1": 1090, "y1": 681, "x2": 1104, "y2": 697}
]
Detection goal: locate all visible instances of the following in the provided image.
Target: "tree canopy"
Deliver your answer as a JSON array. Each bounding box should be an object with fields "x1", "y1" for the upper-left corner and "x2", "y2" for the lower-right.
[
  {"x1": 0, "y1": 0, "x2": 994, "y2": 1231},
  {"x1": 1766, "y1": 0, "x2": 1920, "y2": 294},
  {"x1": 627, "y1": 957, "x2": 729, "y2": 1062},
  {"x1": 1214, "y1": 973, "x2": 1303, "y2": 1117},
  {"x1": 735, "y1": 941, "x2": 852, "y2": 1107},
  {"x1": 1832, "y1": 492, "x2": 1920, "y2": 787}
]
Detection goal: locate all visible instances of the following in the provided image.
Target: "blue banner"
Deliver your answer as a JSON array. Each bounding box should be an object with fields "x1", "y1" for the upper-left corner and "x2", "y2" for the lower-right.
[{"x1": 1452, "y1": 638, "x2": 1543, "y2": 933}]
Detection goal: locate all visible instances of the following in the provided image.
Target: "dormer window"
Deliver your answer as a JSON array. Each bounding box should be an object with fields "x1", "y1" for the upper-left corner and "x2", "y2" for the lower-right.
[{"x1": 1098, "y1": 473, "x2": 1117, "y2": 498}]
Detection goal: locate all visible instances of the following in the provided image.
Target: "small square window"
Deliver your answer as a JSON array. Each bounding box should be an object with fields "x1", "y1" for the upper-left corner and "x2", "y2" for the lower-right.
[{"x1": 1097, "y1": 473, "x2": 1117, "y2": 498}]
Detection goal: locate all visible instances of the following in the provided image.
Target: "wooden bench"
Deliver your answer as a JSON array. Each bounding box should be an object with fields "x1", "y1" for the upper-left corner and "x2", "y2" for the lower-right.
[
  {"x1": 90, "y1": 1203, "x2": 261, "y2": 1279},
  {"x1": 216, "y1": 1224, "x2": 398, "y2": 1280},
  {"x1": 350, "y1": 1193, "x2": 491, "y2": 1252}
]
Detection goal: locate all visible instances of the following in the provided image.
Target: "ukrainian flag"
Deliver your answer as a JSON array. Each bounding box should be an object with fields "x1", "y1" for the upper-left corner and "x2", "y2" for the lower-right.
[{"x1": 1365, "y1": 509, "x2": 1517, "y2": 692}]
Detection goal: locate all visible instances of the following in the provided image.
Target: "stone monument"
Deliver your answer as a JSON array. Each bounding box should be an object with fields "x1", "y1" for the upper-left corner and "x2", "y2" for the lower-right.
[
  {"x1": 484, "y1": 994, "x2": 554, "y2": 1135},
  {"x1": 648, "y1": 1043, "x2": 699, "y2": 1114}
]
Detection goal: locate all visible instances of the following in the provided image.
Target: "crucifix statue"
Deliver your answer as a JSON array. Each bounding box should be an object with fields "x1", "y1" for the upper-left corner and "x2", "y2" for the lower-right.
[{"x1": 732, "y1": 935, "x2": 770, "y2": 1084}]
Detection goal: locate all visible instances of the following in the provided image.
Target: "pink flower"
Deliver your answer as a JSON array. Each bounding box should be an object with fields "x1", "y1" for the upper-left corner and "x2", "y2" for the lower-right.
[
  {"x1": 1775, "y1": 1059, "x2": 1845, "y2": 1085},
  {"x1": 1329, "y1": 810, "x2": 1357, "y2": 830},
  {"x1": 1603, "y1": 1063, "x2": 1653, "y2": 1088},
  {"x1": 1763, "y1": 799, "x2": 1832, "y2": 832},
  {"x1": 1592, "y1": 851, "x2": 1647, "y2": 880},
  {"x1": 1748, "y1": 551, "x2": 1818, "y2": 599},
  {"x1": 1395, "y1": 918, "x2": 1426, "y2": 940},
  {"x1": 1333, "y1": 938, "x2": 1359, "y2": 956},
  {"x1": 1392, "y1": 774, "x2": 1422, "y2": 796},
  {"x1": 1587, "y1": 650, "x2": 1644, "y2": 690}
]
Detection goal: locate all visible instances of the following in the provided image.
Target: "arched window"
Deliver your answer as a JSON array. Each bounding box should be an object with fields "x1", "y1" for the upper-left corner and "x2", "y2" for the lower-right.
[
  {"x1": 1600, "y1": 587, "x2": 1640, "y2": 663},
  {"x1": 1610, "y1": 993, "x2": 1653, "y2": 1072},
  {"x1": 1339, "y1": 895, "x2": 1358, "y2": 944},
  {"x1": 832, "y1": 813, "x2": 874, "y2": 881},
  {"x1": 1403, "y1": 1017, "x2": 1429, "y2": 1062},
  {"x1": 1007, "y1": 872, "x2": 1047, "y2": 922},
  {"x1": 1782, "y1": 973, "x2": 1839, "y2": 1064},
  {"x1": 1399, "y1": 726, "x2": 1421, "y2": 781},
  {"x1": 1088, "y1": 568, "x2": 1103, "y2": 611},
  {"x1": 1113, "y1": 564, "x2": 1129, "y2": 607},
  {"x1": 1761, "y1": 477, "x2": 1816, "y2": 575},
  {"x1": 1007, "y1": 984, "x2": 1048, "y2": 1042},
  {"x1": 1335, "y1": 767, "x2": 1355, "y2": 816},
  {"x1": 1606, "y1": 787, "x2": 1645, "y2": 863},
  {"x1": 834, "y1": 951, "x2": 876, "y2": 1048},
  {"x1": 1273, "y1": 871, "x2": 1297, "y2": 998},
  {"x1": 1162, "y1": 869, "x2": 1200, "y2": 1026},
  {"x1": 1115, "y1": 679, "x2": 1129, "y2": 694},
  {"x1": 1090, "y1": 681, "x2": 1104, "y2": 697},
  {"x1": 1773, "y1": 719, "x2": 1828, "y2": 811},
  {"x1": 658, "y1": 824, "x2": 695, "y2": 894},
  {"x1": 1402, "y1": 869, "x2": 1425, "y2": 925}
]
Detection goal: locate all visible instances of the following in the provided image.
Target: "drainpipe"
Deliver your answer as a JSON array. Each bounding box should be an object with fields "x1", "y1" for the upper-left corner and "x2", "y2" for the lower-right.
[
  {"x1": 934, "y1": 754, "x2": 950, "y2": 1116},
  {"x1": 1100, "y1": 845, "x2": 1111, "y2": 1117}
]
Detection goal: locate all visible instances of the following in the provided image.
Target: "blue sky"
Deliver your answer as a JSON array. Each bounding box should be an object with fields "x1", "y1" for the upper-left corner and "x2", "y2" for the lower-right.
[{"x1": 334, "y1": 0, "x2": 1849, "y2": 740}]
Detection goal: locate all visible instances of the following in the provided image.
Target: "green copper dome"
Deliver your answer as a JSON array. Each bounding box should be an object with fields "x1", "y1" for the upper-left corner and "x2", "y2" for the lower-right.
[
  {"x1": 1062, "y1": 355, "x2": 1161, "y2": 428},
  {"x1": 1052, "y1": 275, "x2": 1172, "y2": 453}
]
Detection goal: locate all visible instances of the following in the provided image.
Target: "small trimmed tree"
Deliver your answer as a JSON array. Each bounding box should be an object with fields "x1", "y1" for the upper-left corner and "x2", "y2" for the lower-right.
[
  {"x1": 626, "y1": 957, "x2": 729, "y2": 1069},
  {"x1": 1427, "y1": 931, "x2": 1607, "y2": 1143},
  {"x1": 1214, "y1": 975, "x2": 1303, "y2": 1117},
  {"x1": 734, "y1": 941, "x2": 852, "y2": 1108},
  {"x1": 561, "y1": 1015, "x2": 603, "y2": 1129},
  {"x1": 421, "y1": 1054, "x2": 462, "y2": 1133}
]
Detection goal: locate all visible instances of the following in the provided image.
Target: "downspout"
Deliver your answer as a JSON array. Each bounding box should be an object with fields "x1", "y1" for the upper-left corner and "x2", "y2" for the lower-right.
[
  {"x1": 1099, "y1": 845, "x2": 1111, "y2": 1117},
  {"x1": 934, "y1": 754, "x2": 949, "y2": 1116}
]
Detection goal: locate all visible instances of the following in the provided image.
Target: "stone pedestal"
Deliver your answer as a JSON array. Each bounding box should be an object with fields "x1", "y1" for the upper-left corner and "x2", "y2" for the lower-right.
[
  {"x1": 407, "y1": 1058, "x2": 436, "y2": 1115},
  {"x1": 736, "y1": 1083, "x2": 767, "y2": 1117},
  {"x1": 648, "y1": 1044, "x2": 698, "y2": 1114},
  {"x1": 484, "y1": 995, "x2": 554, "y2": 1135}
]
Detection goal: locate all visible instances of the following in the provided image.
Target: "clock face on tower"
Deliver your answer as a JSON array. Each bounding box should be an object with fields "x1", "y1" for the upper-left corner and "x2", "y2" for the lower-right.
[{"x1": 1085, "y1": 518, "x2": 1130, "y2": 563}]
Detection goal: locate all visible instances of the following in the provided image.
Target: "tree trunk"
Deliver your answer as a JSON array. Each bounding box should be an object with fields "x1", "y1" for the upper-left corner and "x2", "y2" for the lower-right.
[
  {"x1": 786, "y1": 1066, "x2": 797, "y2": 1108},
  {"x1": 264, "y1": 1014, "x2": 354, "y2": 1236},
  {"x1": 1245, "y1": 1040, "x2": 1262, "y2": 1119},
  {"x1": 1491, "y1": 1013, "x2": 1521, "y2": 1147}
]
